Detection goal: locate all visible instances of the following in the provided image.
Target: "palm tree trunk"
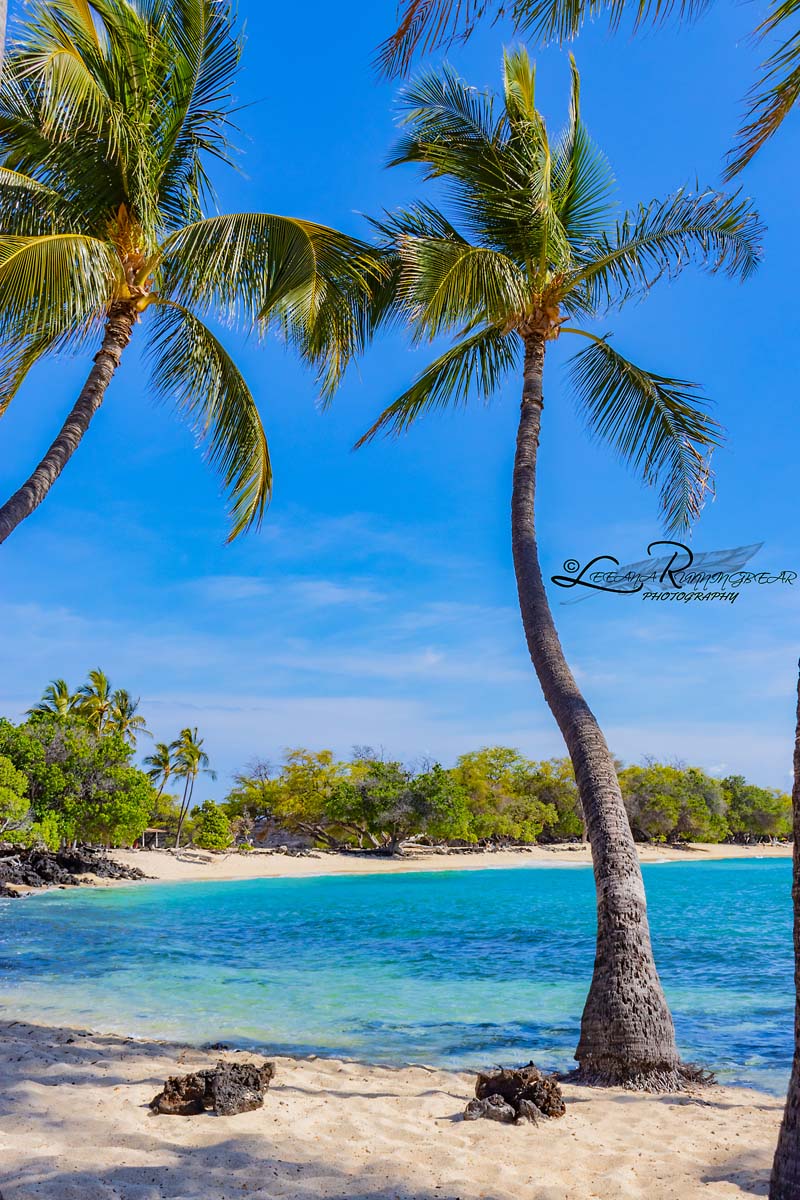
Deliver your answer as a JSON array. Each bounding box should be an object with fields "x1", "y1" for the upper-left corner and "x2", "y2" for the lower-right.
[
  {"x1": 0, "y1": 304, "x2": 136, "y2": 545},
  {"x1": 512, "y1": 333, "x2": 681, "y2": 1089},
  {"x1": 769, "y1": 660, "x2": 800, "y2": 1198},
  {"x1": 175, "y1": 777, "x2": 191, "y2": 849}
]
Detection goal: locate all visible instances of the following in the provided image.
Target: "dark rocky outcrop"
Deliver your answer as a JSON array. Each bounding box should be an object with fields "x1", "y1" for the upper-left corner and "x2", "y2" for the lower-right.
[
  {"x1": 150, "y1": 1060, "x2": 275, "y2": 1117},
  {"x1": 0, "y1": 845, "x2": 146, "y2": 890},
  {"x1": 464, "y1": 1063, "x2": 566, "y2": 1125}
]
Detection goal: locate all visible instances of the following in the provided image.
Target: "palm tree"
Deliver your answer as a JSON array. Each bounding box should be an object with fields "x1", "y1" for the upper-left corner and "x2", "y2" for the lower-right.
[
  {"x1": 378, "y1": 0, "x2": 797, "y2": 176},
  {"x1": 106, "y1": 688, "x2": 150, "y2": 747},
  {"x1": 172, "y1": 726, "x2": 216, "y2": 848},
  {"x1": 75, "y1": 667, "x2": 113, "y2": 734},
  {"x1": 0, "y1": 0, "x2": 381, "y2": 545},
  {"x1": 770, "y1": 661, "x2": 800, "y2": 1198},
  {"x1": 144, "y1": 741, "x2": 173, "y2": 799},
  {"x1": 27, "y1": 677, "x2": 76, "y2": 718},
  {"x1": 359, "y1": 50, "x2": 761, "y2": 1088}
]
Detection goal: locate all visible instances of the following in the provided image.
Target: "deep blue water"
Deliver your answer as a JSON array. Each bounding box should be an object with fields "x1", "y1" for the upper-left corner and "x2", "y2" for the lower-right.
[{"x1": 0, "y1": 859, "x2": 792, "y2": 1092}]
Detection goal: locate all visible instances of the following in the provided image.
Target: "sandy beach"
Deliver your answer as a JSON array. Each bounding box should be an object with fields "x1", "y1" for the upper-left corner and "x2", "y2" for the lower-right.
[
  {"x1": 0, "y1": 1018, "x2": 782, "y2": 1200},
  {"x1": 109, "y1": 841, "x2": 793, "y2": 885}
]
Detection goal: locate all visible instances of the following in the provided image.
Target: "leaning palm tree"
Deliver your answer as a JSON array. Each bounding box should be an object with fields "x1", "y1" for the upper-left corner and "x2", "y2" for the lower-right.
[
  {"x1": 106, "y1": 688, "x2": 150, "y2": 747},
  {"x1": 27, "y1": 677, "x2": 76, "y2": 719},
  {"x1": 75, "y1": 667, "x2": 113, "y2": 734},
  {"x1": 172, "y1": 726, "x2": 216, "y2": 848},
  {"x1": 378, "y1": 0, "x2": 797, "y2": 175},
  {"x1": 0, "y1": 0, "x2": 381, "y2": 545},
  {"x1": 770, "y1": 661, "x2": 800, "y2": 1198},
  {"x1": 143, "y1": 741, "x2": 173, "y2": 799},
  {"x1": 360, "y1": 50, "x2": 761, "y2": 1088}
]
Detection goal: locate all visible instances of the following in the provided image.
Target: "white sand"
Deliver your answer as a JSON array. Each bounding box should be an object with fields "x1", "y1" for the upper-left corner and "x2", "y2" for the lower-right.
[
  {"x1": 110, "y1": 841, "x2": 792, "y2": 886},
  {"x1": 0, "y1": 1020, "x2": 782, "y2": 1199}
]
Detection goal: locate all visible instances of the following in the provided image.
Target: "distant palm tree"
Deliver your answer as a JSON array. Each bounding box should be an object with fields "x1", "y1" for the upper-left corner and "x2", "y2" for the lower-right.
[
  {"x1": 106, "y1": 688, "x2": 150, "y2": 747},
  {"x1": 378, "y1": 0, "x2": 798, "y2": 176},
  {"x1": 27, "y1": 677, "x2": 76, "y2": 719},
  {"x1": 0, "y1": 0, "x2": 381, "y2": 545},
  {"x1": 75, "y1": 668, "x2": 114, "y2": 734},
  {"x1": 172, "y1": 727, "x2": 216, "y2": 848},
  {"x1": 770, "y1": 662, "x2": 800, "y2": 1198},
  {"x1": 359, "y1": 50, "x2": 761, "y2": 1087},
  {"x1": 143, "y1": 741, "x2": 174, "y2": 799}
]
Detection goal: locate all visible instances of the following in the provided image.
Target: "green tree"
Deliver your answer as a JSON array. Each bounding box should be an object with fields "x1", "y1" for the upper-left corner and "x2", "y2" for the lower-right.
[
  {"x1": 269, "y1": 749, "x2": 350, "y2": 847},
  {"x1": 379, "y1": 0, "x2": 797, "y2": 175},
  {"x1": 358, "y1": 52, "x2": 759, "y2": 1087},
  {"x1": 0, "y1": 753, "x2": 29, "y2": 834},
  {"x1": 723, "y1": 775, "x2": 792, "y2": 840},
  {"x1": 454, "y1": 747, "x2": 558, "y2": 842},
  {"x1": 222, "y1": 760, "x2": 276, "y2": 841},
  {"x1": 328, "y1": 759, "x2": 471, "y2": 850},
  {"x1": 172, "y1": 727, "x2": 215, "y2": 848},
  {"x1": 0, "y1": 0, "x2": 381, "y2": 545},
  {"x1": 27, "y1": 678, "x2": 77, "y2": 720},
  {"x1": 106, "y1": 689, "x2": 150, "y2": 747},
  {"x1": 143, "y1": 741, "x2": 173, "y2": 798},
  {"x1": 192, "y1": 799, "x2": 233, "y2": 850},
  {"x1": 0, "y1": 715, "x2": 154, "y2": 845},
  {"x1": 75, "y1": 668, "x2": 114, "y2": 734}
]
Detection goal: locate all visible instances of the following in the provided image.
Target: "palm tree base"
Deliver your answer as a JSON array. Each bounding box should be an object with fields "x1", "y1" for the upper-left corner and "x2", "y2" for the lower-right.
[{"x1": 567, "y1": 1060, "x2": 714, "y2": 1093}]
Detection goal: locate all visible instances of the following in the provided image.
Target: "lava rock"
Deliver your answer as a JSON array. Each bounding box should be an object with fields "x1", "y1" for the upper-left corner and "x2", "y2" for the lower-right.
[
  {"x1": 150, "y1": 1071, "x2": 210, "y2": 1115},
  {"x1": 0, "y1": 846, "x2": 146, "y2": 890},
  {"x1": 465, "y1": 1062, "x2": 566, "y2": 1124},
  {"x1": 209, "y1": 1061, "x2": 275, "y2": 1116},
  {"x1": 150, "y1": 1060, "x2": 275, "y2": 1117},
  {"x1": 464, "y1": 1094, "x2": 517, "y2": 1123}
]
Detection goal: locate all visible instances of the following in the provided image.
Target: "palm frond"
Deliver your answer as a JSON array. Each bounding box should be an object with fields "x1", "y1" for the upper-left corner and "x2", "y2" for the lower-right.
[
  {"x1": 397, "y1": 236, "x2": 529, "y2": 339},
  {"x1": 376, "y1": 0, "x2": 711, "y2": 77},
  {"x1": 0, "y1": 167, "x2": 78, "y2": 235},
  {"x1": 551, "y1": 56, "x2": 616, "y2": 247},
  {"x1": 567, "y1": 332, "x2": 723, "y2": 531},
  {"x1": 376, "y1": 0, "x2": 493, "y2": 78},
  {"x1": 726, "y1": 0, "x2": 800, "y2": 177},
  {"x1": 147, "y1": 299, "x2": 271, "y2": 540},
  {"x1": 356, "y1": 323, "x2": 520, "y2": 444},
  {"x1": 0, "y1": 233, "x2": 119, "y2": 411},
  {"x1": 571, "y1": 188, "x2": 763, "y2": 305}
]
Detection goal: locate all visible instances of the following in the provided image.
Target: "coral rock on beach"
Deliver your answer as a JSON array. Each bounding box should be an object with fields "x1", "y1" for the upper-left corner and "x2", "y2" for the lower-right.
[
  {"x1": 465, "y1": 1063, "x2": 566, "y2": 1125},
  {"x1": 151, "y1": 1060, "x2": 276, "y2": 1117}
]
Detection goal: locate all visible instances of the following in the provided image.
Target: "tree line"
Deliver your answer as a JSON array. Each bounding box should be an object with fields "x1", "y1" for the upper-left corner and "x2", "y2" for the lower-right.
[{"x1": 0, "y1": 683, "x2": 790, "y2": 853}]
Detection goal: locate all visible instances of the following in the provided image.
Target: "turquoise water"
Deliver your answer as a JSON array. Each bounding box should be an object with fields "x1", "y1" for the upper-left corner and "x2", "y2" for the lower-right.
[{"x1": 0, "y1": 859, "x2": 793, "y2": 1093}]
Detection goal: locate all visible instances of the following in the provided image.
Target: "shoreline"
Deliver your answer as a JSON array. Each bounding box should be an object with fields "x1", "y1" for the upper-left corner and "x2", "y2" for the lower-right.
[
  {"x1": 107, "y1": 841, "x2": 793, "y2": 887},
  {"x1": 0, "y1": 1017, "x2": 783, "y2": 1199}
]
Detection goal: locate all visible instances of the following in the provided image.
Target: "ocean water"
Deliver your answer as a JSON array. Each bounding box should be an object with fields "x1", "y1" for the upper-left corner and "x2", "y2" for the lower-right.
[{"x1": 0, "y1": 859, "x2": 793, "y2": 1093}]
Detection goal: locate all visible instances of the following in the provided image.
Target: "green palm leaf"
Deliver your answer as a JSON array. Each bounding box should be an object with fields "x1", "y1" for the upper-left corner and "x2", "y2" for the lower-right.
[
  {"x1": 567, "y1": 333, "x2": 723, "y2": 531},
  {"x1": 0, "y1": 233, "x2": 120, "y2": 416},
  {"x1": 397, "y1": 237, "x2": 529, "y2": 339},
  {"x1": 572, "y1": 188, "x2": 763, "y2": 305},
  {"x1": 355, "y1": 323, "x2": 521, "y2": 444},
  {"x1": 147, "y1": 300, "x2": 271, "y2": 540}
]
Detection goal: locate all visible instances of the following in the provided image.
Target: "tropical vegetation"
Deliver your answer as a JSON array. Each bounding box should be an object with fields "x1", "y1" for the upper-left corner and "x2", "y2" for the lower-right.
[
  {"x1": 0, "y1": 0, "x2": 382, "y2": 545},
  {"x1": 378, "y1": 0, "x2": 800, "y2": 175},
  {"x1": 223, "y1": 746, "x2": 789, "y2": 850},
  {"x1": 355, "y1": 47, "x2": 761, "y2": 1088}
]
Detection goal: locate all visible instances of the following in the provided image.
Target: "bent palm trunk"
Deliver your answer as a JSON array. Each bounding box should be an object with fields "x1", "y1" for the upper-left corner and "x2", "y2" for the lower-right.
[
  {"x1": 0, "y1": 304, "x2": 136, "y2": 545},
  {"x1": 769, "y1": 661, "x2": 800, "y2": 1199},
  {"x1": 512, "y1": 334, "x2": 681, "y2": 1089}
]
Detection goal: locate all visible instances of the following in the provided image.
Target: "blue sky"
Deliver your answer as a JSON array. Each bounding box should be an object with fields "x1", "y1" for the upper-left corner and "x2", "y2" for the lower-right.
[{"x1": 1, "y1": 0, "x2": 798, "y2": 797}]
